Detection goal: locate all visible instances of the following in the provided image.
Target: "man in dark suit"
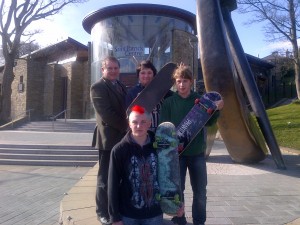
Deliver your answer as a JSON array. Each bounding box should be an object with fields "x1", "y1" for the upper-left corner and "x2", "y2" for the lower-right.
[{"x1": 90, "y1": 56, "x2": 128, "y2": 225}]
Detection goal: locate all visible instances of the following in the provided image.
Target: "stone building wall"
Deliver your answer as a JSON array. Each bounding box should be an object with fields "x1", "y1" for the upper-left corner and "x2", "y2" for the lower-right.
[
  {"x1": 7, "y1": 43, "x2": 90, "y2": 121},
  {"x1": 65, "y1": 63, "x2": 72, "y2": 118},
  {"x1": 43, "y1": 64, "x2": 55, "y2": 118},
  {"x1": 53, "y1": 64, "x2": 68, "y2": 117},
  {"x1": 11, "y1": 59, "x2": 27, "y2": 119},
  {"x1": 48, "y1": 61, "x2": 90, "y2": 119},
  {"x1": 70, "y1": 62, "x2": 84, "y2": 119},
  {"x1": 26, "y1": 60, "x2": 47, "y2": 120},
  {"x1": 81, "y1": 61, "x2": 92, "y2": 119}
]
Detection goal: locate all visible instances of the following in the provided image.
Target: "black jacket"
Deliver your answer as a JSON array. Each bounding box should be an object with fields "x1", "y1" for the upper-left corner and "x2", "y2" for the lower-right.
[
  {"x1": 90, "y1": 77, "x2": 128, "y2": 151},
  {"x1": 108, "y1": 131, "x2": 162, "y2": 222}
]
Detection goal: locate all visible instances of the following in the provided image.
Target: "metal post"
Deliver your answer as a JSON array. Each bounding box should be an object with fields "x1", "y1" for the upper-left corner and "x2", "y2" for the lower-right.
[{"x1": 64, "y1": 110, "x2": 67, "y2": 123}]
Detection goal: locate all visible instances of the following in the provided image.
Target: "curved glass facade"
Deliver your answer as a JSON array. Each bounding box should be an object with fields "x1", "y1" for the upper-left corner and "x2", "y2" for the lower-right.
[{"x1": 88, "y1": 13, "x2": 195, "y2": 86}]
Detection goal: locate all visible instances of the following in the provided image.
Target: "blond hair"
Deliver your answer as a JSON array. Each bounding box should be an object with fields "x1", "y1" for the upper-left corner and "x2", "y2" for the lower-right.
[{"x1": 173, "y1": 65, "x2": 193, "y2": 81}]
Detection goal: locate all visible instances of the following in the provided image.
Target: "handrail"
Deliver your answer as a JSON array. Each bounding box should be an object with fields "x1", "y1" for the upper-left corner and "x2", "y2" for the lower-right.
[
  {"x1": 10, "y1": 109, "x2": 34, "y2": 128},
  {"x1": 51, "y1": 109, "x2": 68, "y2": 131}
]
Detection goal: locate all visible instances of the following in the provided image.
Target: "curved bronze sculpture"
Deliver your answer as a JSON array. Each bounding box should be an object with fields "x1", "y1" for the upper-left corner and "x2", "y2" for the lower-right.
[{"x1": 196, "y1": 0, "x2": 286, "y2": 169}]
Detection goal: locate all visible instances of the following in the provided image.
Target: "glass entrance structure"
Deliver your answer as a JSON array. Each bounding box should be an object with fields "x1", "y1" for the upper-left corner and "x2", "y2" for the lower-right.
[{"x1": 83, "y1": 4, "x2": 196, "y2": 87}]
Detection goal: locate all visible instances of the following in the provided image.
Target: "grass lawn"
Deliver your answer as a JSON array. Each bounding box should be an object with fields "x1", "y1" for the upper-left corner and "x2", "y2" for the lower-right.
[{"x1": 267, "y1": 100, "x2": 300, "y2": 151}]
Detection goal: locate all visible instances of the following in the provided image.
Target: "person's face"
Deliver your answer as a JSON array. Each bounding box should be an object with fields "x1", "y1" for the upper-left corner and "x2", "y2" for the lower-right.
[
  {"x1": 129, "y1": 112, "x2": 151, "y2": 138},
  {"x1": 102, "y1": 60, "x2": 120, "y2": 81},
  {"x1": 175, "y1": 77, "x2": 192, "y2": 98},
  {"x1": 139, "y1": 68, "x2": 154, "y2": 86}
]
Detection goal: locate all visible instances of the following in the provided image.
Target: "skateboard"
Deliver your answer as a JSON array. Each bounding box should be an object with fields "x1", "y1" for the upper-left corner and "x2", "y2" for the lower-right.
[
  {"x1": 126, "y1": 62, "x2": 177, "y2": 115},
  {"x1": 176, "y1": 91, "x2": 222, "y2": 156},
  {"x1": 154, "y1": 122, "x2": 182, "y2": 215}
]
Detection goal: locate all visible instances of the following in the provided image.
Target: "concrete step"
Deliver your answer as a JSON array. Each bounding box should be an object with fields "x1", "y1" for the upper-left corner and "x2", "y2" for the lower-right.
[
  {"x1": 0, "y1": 147, "x2": 97, "y2": 155},
  {"x1": 0, "y1": 159, "x2": 97, "y2": 167},
  {"x1": 0, "y1": 153, "x2": 98, "y2": 161},
  {"x1": 14, "y1": 128, "x2": 93, "y2": 133},
  {"x1": 15, "y1": 119, "x2": 96, "y2": 133},
  {"x1": 0, "y1": 119, "x2": 98, "y2": 167},
  {"x1": 0, "y1": 145, "x2": 98, "y2": 167},
  {"x1": 0, "y1": 144, "x2": 97, "y2": 151}
]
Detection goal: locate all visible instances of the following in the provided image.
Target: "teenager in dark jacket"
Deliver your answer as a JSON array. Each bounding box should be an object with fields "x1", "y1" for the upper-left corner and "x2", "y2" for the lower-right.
[{"x1": 108, "y1": 105, "x2": 183, "y2": 225}]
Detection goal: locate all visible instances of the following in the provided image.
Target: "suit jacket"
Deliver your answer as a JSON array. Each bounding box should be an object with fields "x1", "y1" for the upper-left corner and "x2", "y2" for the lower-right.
[{"x1": 91, "y1": 77, "x2": 128, "y2": 151}]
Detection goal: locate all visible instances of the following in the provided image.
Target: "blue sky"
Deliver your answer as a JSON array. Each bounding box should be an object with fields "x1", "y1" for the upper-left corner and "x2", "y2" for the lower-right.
[{"x1": 31, "y1": 0, "x2": 293, "y2": 58}]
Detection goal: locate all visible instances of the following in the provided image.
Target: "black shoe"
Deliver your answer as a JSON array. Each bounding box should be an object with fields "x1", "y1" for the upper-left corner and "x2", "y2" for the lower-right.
[
  {"x1": 171, "y1": 216, "x2": 187, "y2": 225},
  {"x1": 97, "y1": 216, "x2": 112, "y2": 225}
]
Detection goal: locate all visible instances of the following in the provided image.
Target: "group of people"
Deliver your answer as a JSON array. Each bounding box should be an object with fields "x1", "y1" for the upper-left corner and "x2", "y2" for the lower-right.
[{"x1": 90, "y1": 56, "x2": 224, "y2": 225}]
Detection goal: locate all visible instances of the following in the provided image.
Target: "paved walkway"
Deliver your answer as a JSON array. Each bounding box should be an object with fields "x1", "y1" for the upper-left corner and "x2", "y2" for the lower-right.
[
  {"x1": 0, "y1": 165, "x2": 90, "y2": 225},
  {"x1": 0, "y1": 128, "x2": 93, "y2": 225},
  {"x1": 1, "y1": 129, "x2": 300, "y2": 225},
  {"x1": 203, "y1": 141, "x2": 300, "y2": 225},
  {"x1": 60, "y1": 140, "x2": 300, "y2": 225}
]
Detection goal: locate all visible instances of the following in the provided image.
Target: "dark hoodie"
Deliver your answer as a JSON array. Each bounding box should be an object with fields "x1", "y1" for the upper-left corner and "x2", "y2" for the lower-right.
[{"x1": 108, "y1": 131, "x2": 162, "y2": 222}]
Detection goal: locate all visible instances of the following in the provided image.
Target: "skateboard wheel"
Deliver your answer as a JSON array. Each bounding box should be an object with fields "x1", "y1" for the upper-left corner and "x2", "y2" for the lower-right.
[
  {"x1": 178, "y1": 145, "x2": 184, "y2": 152},
  {"x1": 194, "y1": 98, "x2": 200, "y2": 104},
  {"x1": 207, "y1": 108, "x2": 214, "y2": 114},
  {"x1": 155, "y1": 193, "x2": 161, "y2": 201},
  {"x1": 174, "y1": 194, "x2": 180, "y2": 204}
]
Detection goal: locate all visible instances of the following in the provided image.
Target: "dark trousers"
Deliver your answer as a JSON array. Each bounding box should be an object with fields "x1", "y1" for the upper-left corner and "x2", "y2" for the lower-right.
[
  {"x1": 96, "y1": 150, "x2": 111, "y2": 218},
  {"x1": 180, "y1": 154, "x2": 207, "y2": 224}
]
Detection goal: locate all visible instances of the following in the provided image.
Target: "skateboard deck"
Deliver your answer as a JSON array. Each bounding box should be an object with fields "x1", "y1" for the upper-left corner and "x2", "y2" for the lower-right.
[
  {"x1": 126, "y1": 62, "x2": 177, "y2": 115},
  {"x1": 176, "y1": 91, "x2": 222, "y2": 156},
  {"x1": 154, "y1": 122, "x2": 182, "y2": 215}
]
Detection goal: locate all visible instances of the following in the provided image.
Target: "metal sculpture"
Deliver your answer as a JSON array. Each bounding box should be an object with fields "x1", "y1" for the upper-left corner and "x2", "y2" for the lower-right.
[{"x1": 196, "y1": 0, "x2": 286, "y2": 169}]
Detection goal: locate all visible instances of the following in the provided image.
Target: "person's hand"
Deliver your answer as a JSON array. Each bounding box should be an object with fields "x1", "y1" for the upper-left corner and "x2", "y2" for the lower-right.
[
  {"x1": 215, "y1": 99, "x2": 224, "y2": 110},
  {"x1": 176, "y1": 204, "x2": 185, "y2": 217},
  {"x1": 112, "y1": 221, "x2": 123, "y2": 225}
]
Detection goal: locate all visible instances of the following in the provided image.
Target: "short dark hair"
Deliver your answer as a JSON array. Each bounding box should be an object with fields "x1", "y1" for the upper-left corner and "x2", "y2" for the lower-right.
[
  {"x1": 102, "y1": 56, "x2": 120, "y2": 68},
  {"x1": 136, "y1": 60, "x2": 157, "y2": 77}
]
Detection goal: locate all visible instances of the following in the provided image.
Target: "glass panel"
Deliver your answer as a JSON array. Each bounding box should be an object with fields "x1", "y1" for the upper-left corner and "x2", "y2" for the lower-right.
[{"x1": 90, "y1": 14, "x2": 194, "y2": 83}]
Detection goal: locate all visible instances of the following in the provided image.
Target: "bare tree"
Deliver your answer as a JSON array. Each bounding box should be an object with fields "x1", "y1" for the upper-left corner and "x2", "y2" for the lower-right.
[
  {"x1": 237, "y1": 0, "x2": 300, "y2": 100},
  {"x1": 0, "y1": 46, "x2": 4, "y2": 65},
  {"x1": 0, "y1": 0, "x2": 87, "y2": 124},
  {"x1": 18, "y1": 41, "x2": 40, "y2": 57}
]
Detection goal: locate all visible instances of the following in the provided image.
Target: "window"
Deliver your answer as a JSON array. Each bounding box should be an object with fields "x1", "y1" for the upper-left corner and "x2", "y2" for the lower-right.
[{"x1": 18, "y1": 75, "x2": 24, "y2": 93}]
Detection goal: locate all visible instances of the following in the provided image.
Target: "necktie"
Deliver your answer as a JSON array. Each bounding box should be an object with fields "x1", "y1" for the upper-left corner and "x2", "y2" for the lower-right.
[{"x1": 114, "y1": 81, "x2": 123, "y2": 95}]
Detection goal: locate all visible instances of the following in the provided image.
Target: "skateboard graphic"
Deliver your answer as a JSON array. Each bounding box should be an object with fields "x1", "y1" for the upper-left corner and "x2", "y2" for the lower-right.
[
  {"x1": 126, "y1": 62, "x2": 177, "y2": 116},
  {"x1": 154, "y1": 122, "x2": 182, "y2": 215},
  {"x1": 176, "y1": 91, "x2": 222, "y2": 156}
]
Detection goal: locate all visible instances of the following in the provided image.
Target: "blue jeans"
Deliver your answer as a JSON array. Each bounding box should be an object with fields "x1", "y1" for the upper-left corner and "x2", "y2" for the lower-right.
[
  {"x1": 122, "y1": 214, "x2": 163, "y2": 225},
  {"x1": 179, "y1": 154, "x2": 207, "y2": 224}
]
